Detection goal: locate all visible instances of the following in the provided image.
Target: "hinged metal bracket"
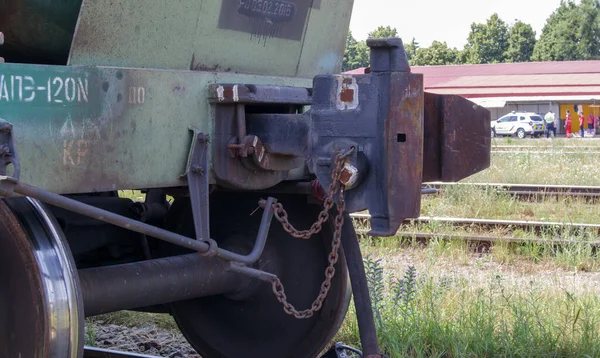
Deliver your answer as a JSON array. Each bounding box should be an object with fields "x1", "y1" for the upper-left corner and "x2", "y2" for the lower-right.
[{"x1": 180, "y1": 127, "x2": 210, "y2": 240}]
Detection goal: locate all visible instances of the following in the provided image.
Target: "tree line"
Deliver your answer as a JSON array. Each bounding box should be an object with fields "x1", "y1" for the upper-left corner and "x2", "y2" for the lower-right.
[{"x1": 343, "y1": 0, "x2": 600, "y2": 71}]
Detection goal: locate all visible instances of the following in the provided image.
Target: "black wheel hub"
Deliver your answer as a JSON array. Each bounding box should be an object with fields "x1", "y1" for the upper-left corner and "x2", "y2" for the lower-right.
[{"x1": 165, "y1": 192, "x2": 351, "y2": 358}]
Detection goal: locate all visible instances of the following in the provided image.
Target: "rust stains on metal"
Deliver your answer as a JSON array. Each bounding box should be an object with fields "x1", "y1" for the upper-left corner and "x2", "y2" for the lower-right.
[
  {"x1": 339, "y1": 87, "x2": 355, "y2": 103},
  {"x1": 423, "y1": 92, "x2": 491, "y2": 182},
  {"x1": 190, "y1": 54, "x2": 232, "y2": 72},
  {"x1": 384, "y1": 72, "x2": 424, "y2": 231},
  {"x1": 339, "y1": 163, "x2": 359, "y2": 188},
  {"x1": 336, "y1": 76, "x2": 359, "y2": 110}
]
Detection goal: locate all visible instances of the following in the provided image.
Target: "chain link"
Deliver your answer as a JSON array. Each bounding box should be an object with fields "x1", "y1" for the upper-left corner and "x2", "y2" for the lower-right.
[{"x1": 268, "y1": 147, "x2": 354, "y2": 319}]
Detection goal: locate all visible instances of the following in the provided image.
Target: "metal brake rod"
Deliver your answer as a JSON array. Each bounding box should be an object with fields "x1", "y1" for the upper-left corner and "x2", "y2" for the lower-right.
[{"x1": 1, "y1": 177, "x2": 275, "y2": 266}]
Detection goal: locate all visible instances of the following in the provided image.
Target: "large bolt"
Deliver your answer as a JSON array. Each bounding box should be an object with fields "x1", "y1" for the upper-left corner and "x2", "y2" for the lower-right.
[
  {"x1": 191, "y1": 165, "x2": 204, "y2": 175},
  {"x1": 339, "y1": 162, "x2": 359, "y2": 188},
  {"x1": 0, "y1": 145, "x2": 11, "y2": 157}
]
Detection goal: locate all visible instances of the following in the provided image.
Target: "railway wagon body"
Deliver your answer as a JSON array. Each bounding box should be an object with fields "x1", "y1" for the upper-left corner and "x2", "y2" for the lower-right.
[{"x1": 0, "y1": 1, "x2": 491, "y2": 357}]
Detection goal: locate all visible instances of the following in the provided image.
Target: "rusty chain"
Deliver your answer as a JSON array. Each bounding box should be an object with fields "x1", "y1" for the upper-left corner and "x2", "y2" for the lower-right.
[{"x1": 268, "y1": 146, "x2": 355, "y2": 319}]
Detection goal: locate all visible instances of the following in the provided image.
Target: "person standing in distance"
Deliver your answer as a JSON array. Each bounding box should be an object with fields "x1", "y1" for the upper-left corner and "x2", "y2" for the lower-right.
[
  {"x1": 565, "y1": 110, "x2": 573, "y2": 138},
  {"x1": 544, "y1": 110, "x2": 556, "y2": 138},
  {"x1": 579, "y1": 110, "x2": 585, "y2": 138}
]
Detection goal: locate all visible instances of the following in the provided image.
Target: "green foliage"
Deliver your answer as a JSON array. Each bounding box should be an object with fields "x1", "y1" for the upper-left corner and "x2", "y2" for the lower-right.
[
  {"x1": 532, "y1": 0, "x2": 600, "y2": 61},
  {"x1": 464, "y1": 13, "x2": 510, "y2": 64},
  {"x1": 336, "y1": 261, "x2": 600, "y2": 357},
  {"x1": 367, "y1": 25, "x2": 398, "y2": 39},
  {"x1": 404, "y1": 37, "x2": 419, "y2": 63},
  {"x1": 342, "y1": 26, "x2": 401, "y2": 72},
  {"x1": 505, "y1": 21, "x2": 537, "y2": 62},
  {"x1": 411, "y1": 41, "x2": 460, "y2": 66},
  {"x1": 342, "y1": 31, "x2": 369, "y2": 72}
]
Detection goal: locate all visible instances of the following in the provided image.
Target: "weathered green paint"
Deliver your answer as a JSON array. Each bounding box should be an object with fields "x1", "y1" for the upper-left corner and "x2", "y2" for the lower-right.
[
  {"x1": 68, "y1": 0, "x2": 353, "y2": 78},
  {"x1": 0, "y1": 63, "x2": 311, "y2": 194}
]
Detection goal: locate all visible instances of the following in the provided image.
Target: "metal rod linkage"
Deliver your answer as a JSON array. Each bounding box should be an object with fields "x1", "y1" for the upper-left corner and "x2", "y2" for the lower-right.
[
  {"x1": 3, "y1": 179, "x2": 275, "y2": 265},
  {"x1": 340, "y1": 212, "x2": 385, "y2": 358}
]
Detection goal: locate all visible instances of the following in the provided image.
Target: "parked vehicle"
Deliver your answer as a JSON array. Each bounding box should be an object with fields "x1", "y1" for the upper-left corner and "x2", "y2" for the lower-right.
[{"x1": 491, "y1": 112, "x2": 546, "y2": 138}]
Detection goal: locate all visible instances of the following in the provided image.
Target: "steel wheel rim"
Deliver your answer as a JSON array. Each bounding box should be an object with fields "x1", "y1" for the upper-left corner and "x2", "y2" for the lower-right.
[
  {"x1": 165, "y1": 192, "x2": 351, "y2": 358},
  {"x1": 0, "y1": 198, "x2": 84, "y2": 358}
]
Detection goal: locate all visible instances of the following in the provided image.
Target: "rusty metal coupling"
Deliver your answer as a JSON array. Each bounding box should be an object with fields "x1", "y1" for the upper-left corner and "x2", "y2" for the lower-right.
[{"x1": 267, "y1": 146, "x2": 355, "y2": 319}]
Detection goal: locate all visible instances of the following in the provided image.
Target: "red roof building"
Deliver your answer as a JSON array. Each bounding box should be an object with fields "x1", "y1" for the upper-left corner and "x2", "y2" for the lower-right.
[{"x1": 345, "y1": 61, "x2": 600, "y2": 126}]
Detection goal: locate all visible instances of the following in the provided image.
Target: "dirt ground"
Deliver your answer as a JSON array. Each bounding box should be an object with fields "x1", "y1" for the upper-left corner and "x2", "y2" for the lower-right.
[{"x1": 375, "y1": 247, "x2": 600, "y2": 294}]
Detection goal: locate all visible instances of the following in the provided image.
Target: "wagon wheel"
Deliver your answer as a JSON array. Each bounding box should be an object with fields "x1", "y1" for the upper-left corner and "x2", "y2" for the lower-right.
[
  {"x1": 0, "y1": 198, "x2": 84, "y2": 358},
  {"x1": 165, "y1": 191, "x2": 351, "y2": 358}
]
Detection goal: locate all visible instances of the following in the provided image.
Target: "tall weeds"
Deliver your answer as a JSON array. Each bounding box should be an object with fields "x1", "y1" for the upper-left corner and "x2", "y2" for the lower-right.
[{"x1": 336, "y1": 258, "x2": 600, "y2": 357}]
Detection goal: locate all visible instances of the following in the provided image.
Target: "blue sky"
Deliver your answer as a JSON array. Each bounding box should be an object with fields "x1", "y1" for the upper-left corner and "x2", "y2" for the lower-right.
[{"x1": 349, "y1": 0, "x2": 565, "y2": 49}]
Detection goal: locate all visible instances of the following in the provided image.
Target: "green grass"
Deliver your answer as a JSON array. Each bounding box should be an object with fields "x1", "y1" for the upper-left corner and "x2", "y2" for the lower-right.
[
  {"x1": 465, "y1": 151, "x2": 600, "y2": 185},
  {"x1": 492, "y1": 137, "x2": 600, "y2": 147},
  {"x1": 335, "y1": 257, "x2": 600, "y2": 358},
  {"x1": 421, "y1": 183, "x2": 600, "y2": 223},
  {"x1": 467, "y1": 137, "x2": 600, "y2": 185}
]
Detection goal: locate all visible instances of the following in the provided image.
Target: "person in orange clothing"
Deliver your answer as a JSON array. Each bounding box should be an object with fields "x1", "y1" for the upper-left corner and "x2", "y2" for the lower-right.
[
  {"x1": 565, "y1": 110, "x2": 573, "y2": 138},
  {"x1": 588, "y1": 113, "x2": 595, "y2": 135}
]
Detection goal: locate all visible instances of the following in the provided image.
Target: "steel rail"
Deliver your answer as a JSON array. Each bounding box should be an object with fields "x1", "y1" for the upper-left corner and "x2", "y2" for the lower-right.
[
  {"x1": 415, "y1": 184, "x2": 600, "y2": 202},
  {"x1": 491, "y1": 151, "x2": 590, "y2": 155},
  {"x1": 350, "y1": 213, "x2": 600, "y2": 234},
  {"x1": 492, "y1": 146, "x2": 600, "y2": 150},
  {"x1": 354, "y1": 230, "x2": 600, "y2": 247},
  {"x1": 422, "y1": 182, "x2": 600, "y2": 198},
  {"x1": 83, "y1": 346, "x2": 162, "y2": 358}
]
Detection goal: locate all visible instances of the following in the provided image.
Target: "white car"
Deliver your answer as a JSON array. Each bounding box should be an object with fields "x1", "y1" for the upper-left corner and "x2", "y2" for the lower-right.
[{"x1": 491, "y1": 112, "x2": 546, "y2": 139}]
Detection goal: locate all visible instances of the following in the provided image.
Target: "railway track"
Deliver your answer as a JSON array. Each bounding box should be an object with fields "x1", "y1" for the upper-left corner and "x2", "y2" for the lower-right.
[
  {"x1": 353, "y1": 230, "x2": 600, "y2": 248},
  {"x1": 351, "y1": 214, "x2": 600, "y2": 239},
  {"x1": 351, "y1": 213, "x2": 600, "y2": 250},
  {"x1": 83, "y1": 347, "x2": 161, "y2": 358},
  {"x1": 491, "y1": 151, "x2": 589, "y2": 155},
  {"x1": 492, "y1": 146, "x2": 600, "y2": 150},
  {"x1": 421, "y1": 182, "x2": 600, "y2": 199},
  {"x1": 491, "y1": 145, "x2": 600, "y2": 154}
]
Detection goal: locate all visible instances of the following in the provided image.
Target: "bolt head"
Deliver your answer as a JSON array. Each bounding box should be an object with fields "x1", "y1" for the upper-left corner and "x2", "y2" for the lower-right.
[
  {"x1": 191, "y1": 165, "x2": 204, "y2": 175},
  {"x1": 339, "y1": 163, "x2": 359, "y2": 188},
  {"x1": 0, "y1": 145, "x2": 10, "y2": 157}
]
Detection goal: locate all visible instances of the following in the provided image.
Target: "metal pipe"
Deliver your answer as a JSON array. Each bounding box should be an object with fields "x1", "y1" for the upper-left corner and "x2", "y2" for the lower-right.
[
  {"x1": 79, "y1": 253, "x2": 245, "y2": 317},
  {"x1": 421, "y1": 188, "x2": 438, "y2": 195},
  {"x1": 9, "y1": 181, "x2": 275, "y2": 265},
  {"x1": 340, "y1": 211, "x2": 384, "y2": 358}
]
